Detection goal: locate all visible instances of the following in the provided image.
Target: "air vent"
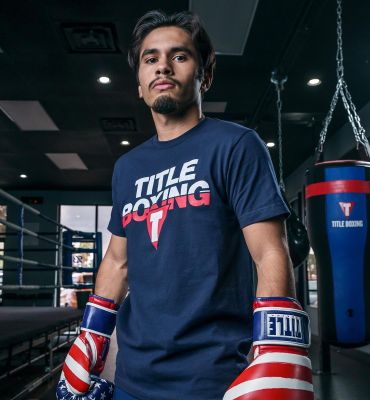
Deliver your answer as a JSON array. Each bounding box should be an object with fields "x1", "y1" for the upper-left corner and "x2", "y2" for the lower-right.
[
  {"x1": 62, "y1": 23, "x2": 118, "y2": 53},
  {"x1": 100, "y1": 118, "x2": 137, "y2": 132}
]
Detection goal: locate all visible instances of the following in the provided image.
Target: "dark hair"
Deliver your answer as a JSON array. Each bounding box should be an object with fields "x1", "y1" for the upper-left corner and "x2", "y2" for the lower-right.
[{"x1": 127, "y1": 10, "x2": 216, "y2": 81}]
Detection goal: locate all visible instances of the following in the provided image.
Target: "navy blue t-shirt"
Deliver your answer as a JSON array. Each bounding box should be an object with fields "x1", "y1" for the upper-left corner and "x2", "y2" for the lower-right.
[{"x1": 107, "y1": 118, "x2": 290, "y2": 400}]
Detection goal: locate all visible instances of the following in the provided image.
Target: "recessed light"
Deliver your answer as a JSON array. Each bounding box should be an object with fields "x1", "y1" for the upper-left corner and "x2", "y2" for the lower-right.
[
  {"x1": 20, "y1": 174, "x2": 27, "y2": 179},
  {"x1": 120, "y1": 140, "x2": 130, "y2": 146},
  {"x1": 307, "y1": 78, "x2": 321, "y2": 86},
  {"x1": 98, "y1": 76, "x2": 111, "y2": 84},
  {"x1": 266, "y1": 142, "x2": 275, "y2": 148}
]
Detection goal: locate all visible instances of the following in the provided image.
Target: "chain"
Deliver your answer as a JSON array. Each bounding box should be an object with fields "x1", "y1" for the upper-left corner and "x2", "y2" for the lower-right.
[
  {"x1": 271, "y1": 70, "x2": 287, "y2": 191},
  {"x1": 336, "y1": 0, "x2": 344, "y2": 80},
  {"x1": 275, "y1": 84, "x2": 285, "y2": 191},
  {"x1": 317, "y1": 0, "x2": 369, "y2": 155}
]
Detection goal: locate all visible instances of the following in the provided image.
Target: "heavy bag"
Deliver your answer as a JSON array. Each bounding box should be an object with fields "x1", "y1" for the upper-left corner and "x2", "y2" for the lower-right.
[{"x1": 305, "y1": 160, "x2": 370, "y2": 347}]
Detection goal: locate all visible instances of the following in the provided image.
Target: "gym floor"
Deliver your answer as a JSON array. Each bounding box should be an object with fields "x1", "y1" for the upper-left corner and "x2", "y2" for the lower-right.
[{"x1": 31, "y1": 335, "x2": 370, "y2": 400}]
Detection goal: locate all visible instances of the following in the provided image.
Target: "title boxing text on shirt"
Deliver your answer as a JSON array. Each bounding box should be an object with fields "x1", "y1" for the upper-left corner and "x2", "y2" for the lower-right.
[{"x1": 122, "y1": 159, "x2": 211, "y2": 227}]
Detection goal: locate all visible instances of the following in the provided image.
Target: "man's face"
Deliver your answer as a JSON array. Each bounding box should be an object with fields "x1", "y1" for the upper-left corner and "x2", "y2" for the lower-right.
[{"x1": 137, "y1": 26, "x2": 203, "y2": 115}]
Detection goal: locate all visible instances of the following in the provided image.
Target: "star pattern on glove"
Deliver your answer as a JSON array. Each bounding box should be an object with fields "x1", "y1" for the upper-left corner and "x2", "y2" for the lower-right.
[
  {"x1": 109, "y1": 385, "x2": 114, "y2": 394},
  {"x1": 100, "y1": 393, "x2": 106, "y2": 400}
]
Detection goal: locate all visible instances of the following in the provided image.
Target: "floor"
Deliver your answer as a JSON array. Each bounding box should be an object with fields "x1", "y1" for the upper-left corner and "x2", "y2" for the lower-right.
[
  {"x1": 27, "y1": 332, "x2": 370, "y2": 400},
  {"x1": 310, "y1": 339, "x2": 370, "y2": 400}
]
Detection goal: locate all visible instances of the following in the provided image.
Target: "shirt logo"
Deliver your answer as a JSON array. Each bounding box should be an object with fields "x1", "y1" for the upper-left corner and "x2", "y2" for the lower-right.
[
  {"x1": 267, "y1": 313, "x2": 303, "y2": 340},
  {"x1": 121, "y1": 159, "x2": 211, "y2": 249}
]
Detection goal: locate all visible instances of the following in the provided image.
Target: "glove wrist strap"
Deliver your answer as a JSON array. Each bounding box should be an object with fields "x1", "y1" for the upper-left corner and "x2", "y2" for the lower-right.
[
  {"x1": 81, "y1": 294, "x2": 119, "y2": 338},
  {"x1": 253, "y1": 297, "x2": 311, "y2": 348}
]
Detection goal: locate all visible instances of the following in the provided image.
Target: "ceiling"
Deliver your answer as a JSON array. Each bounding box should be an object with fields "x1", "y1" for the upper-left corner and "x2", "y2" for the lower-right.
[{"x1": 1, "y1": 0, "x2": 369, "y2": 190}]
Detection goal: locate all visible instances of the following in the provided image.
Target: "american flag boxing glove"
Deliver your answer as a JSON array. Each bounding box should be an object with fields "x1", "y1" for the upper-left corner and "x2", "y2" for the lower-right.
[
  {"x1": 60, "y1": 294, "x2": 119, "y2": 395},
  {"x1": 224, "y1": 297, "x2": 314, "y2": 400}
]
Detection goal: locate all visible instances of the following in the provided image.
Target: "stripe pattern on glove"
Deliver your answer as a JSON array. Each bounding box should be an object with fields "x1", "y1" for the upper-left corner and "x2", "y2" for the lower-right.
[
  {"x1": 223, "y1": 351, "x2": 313, "y2": 400},
  {"x1": 63, "y1": 332, "x2": 97, "y2": 394}
]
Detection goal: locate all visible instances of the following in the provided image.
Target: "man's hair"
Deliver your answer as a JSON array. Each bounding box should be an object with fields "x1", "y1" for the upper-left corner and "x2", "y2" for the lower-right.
[{"x1": 127, "y1": 10, "x2": 216, "y2": 81}]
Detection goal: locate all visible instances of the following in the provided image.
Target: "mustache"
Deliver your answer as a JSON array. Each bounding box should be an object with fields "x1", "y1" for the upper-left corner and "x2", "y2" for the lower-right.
[{"x1": 150, "y1": 78, "x2": 180, "y2": 89}]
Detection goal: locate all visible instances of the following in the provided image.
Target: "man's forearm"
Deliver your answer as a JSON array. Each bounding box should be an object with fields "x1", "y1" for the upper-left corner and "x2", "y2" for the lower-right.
[
  {"x1": 94, "y1": 255, "x2": 128, "y2": 304},
  {"x1": 255, "y1": 250, "x2": 296, "y2": 298}
]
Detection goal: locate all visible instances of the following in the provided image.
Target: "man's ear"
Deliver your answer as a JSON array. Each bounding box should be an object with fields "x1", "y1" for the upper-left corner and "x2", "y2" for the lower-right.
[
  {"x1": 138, "y1": 85, "x2": 143, "y2": 98},
  {"x1": 201, "y1": 69, "x2": 214, "y2": 94}
]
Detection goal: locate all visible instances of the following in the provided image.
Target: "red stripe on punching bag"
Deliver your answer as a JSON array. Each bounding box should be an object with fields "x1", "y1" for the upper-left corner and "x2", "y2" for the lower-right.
[{"x1": 305, "y1": 179, "x2": 370, "y2": 199}]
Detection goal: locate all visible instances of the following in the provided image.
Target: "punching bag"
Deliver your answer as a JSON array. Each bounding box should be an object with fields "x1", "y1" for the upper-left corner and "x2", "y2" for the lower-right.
[{"x1": 305, "y1": 160, "x2": 370, "y2": 347}]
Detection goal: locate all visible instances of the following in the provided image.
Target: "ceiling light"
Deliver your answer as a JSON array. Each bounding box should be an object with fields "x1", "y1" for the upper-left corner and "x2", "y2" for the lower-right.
[
  {"x1": 307, "y1": 78, "x2": 321, "y2": 86},
  {"x1": 120, "y1": 140, "x2": 130, "y2": 146},
  {"x1": 0, "y1": 100, "x2": 59, "y2": 131},
  {"x1": 98, "y1": 76, "x2": 111, "y2": 84},
  {"x1": 266, "y1": 142, "x2": 275, "y2": 148},
  {"x1": 45, "y1": 153, "x2": 88, "y2": 170},
  {"x1": 20, "y1": 174, "x2": 27, "y2": 179}
]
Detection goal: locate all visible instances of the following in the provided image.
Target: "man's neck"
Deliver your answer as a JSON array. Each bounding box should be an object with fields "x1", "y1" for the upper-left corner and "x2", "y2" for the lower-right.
[{"x1": 152, "y1": 105, "x2": 204, "y2": 142}]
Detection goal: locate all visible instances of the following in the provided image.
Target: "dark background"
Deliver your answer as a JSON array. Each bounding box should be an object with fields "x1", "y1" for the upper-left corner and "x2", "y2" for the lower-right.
[{"x1": 1, "y1": 0, "x2": 369, "y2": 189}]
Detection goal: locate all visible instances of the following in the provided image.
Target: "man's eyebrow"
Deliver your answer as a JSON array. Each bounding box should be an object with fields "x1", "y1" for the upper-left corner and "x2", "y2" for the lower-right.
[
  {"x1": 141, "y1": 46, "x2": 193, "y2": 59},
  {"x1": 170, "y1": 46, "x2": 193, "y2": 55},
  {"x1": 141, "y1": 48, "x2": 158, "y2": 59}
]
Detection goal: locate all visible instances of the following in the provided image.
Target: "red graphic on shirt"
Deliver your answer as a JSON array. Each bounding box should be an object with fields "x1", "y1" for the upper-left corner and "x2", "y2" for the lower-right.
[
  {"x1": 339, "y1": 201, "x2": 354, "y2": 218},
  {"x1": 146, "y1": 205, "x2": 169, "y2": 249}
]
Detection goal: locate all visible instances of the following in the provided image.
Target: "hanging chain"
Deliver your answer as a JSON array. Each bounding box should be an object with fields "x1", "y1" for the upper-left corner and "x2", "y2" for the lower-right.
[
  {"x1": 275, "y1": 83, "x2": 285, "y2": 191},
  {"x1": 318, "y1": 0, "x2": 369, "y2": 155},
  {"x1": 271, "y1": 70, "x2": 287, "y2": 192},
  {"x1": 336, "y1": 0, "x2": 344, "y2": 81}
]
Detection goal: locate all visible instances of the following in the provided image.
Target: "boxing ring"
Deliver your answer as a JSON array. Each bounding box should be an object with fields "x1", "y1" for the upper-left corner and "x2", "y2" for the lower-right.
[{"x1": 0, "y1": 188, "x2": 103, "y2": 399}]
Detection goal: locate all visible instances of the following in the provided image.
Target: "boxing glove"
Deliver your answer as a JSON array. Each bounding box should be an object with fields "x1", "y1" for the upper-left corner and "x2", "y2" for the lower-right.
[
  {"x1": 224, "y1": 297, "x2": 314, "y2": 400},
  {"x1": 57, "y1": 376, "x2": 114, "y2": 400},
  {"x1": 56, "y1": 294, "x2": 119, "y2": 398}
]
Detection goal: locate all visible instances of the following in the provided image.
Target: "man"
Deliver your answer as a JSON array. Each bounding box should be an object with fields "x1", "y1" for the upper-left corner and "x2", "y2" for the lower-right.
[{"x1": 57, "y1": 10, "x2": 313, "y2": 400}]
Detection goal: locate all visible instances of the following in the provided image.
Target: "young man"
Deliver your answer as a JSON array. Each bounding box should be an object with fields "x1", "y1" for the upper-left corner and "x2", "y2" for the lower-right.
[{"x1": 57, "y1": 10, "x2": 313, "y2": 400}]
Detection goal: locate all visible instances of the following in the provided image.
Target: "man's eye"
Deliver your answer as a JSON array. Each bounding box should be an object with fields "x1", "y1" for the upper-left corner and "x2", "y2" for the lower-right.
[
  {"x1": 145, "y1": 57, "x2": 157, "y2": 64},
  {"x1": 173, "y1": 55, "x2": 186, "y2": 62}
]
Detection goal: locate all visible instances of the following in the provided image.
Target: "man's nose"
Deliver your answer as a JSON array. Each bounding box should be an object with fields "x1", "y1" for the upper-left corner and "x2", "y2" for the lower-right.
[{"x1": 156, "y1": 58, "x2": 172, "y2": 75}]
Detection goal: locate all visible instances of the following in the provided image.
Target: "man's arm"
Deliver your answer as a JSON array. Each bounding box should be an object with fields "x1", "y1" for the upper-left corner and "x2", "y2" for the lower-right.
[
  {"x1": 242, "y1": 217, "x2": 295, "y2": 297},
  {"x1": 57, "y1": 234, "x2": 128, "y2": 398},
  {"x1": 95, "y1": 234, "x2": 128, "y2": 304},
  {"x1": 223, "y1": 217, "x2": 313, "y2": 399}
]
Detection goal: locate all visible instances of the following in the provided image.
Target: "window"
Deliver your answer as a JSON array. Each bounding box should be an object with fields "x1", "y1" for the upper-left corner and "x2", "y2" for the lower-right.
[
  {"x1": 307, "y1": 247, "x2": 318, "y2": 307},
  {"x1": 98, "y1": 206, "x2": 113, "y2": 256},
  {"x1": 59, "y1": 205, "x2": 112, "y2": 307},
  {"x1": 60, "y1": 206, "x2": 96, "y2": 232}
]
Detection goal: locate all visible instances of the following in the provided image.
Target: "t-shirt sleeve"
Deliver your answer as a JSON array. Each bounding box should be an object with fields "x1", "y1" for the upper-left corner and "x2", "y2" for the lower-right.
[
  {"x1": 226, "y1": 130, "x2": 290, "y2": 229},
  {"x1": 107, "y1": 162, "x2": 126, "y2": 237}
]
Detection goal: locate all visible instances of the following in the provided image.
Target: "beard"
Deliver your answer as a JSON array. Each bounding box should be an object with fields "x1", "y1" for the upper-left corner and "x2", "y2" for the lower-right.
[{"x1": 152, "y1": 95, "x2": 179, "y2": 115}]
